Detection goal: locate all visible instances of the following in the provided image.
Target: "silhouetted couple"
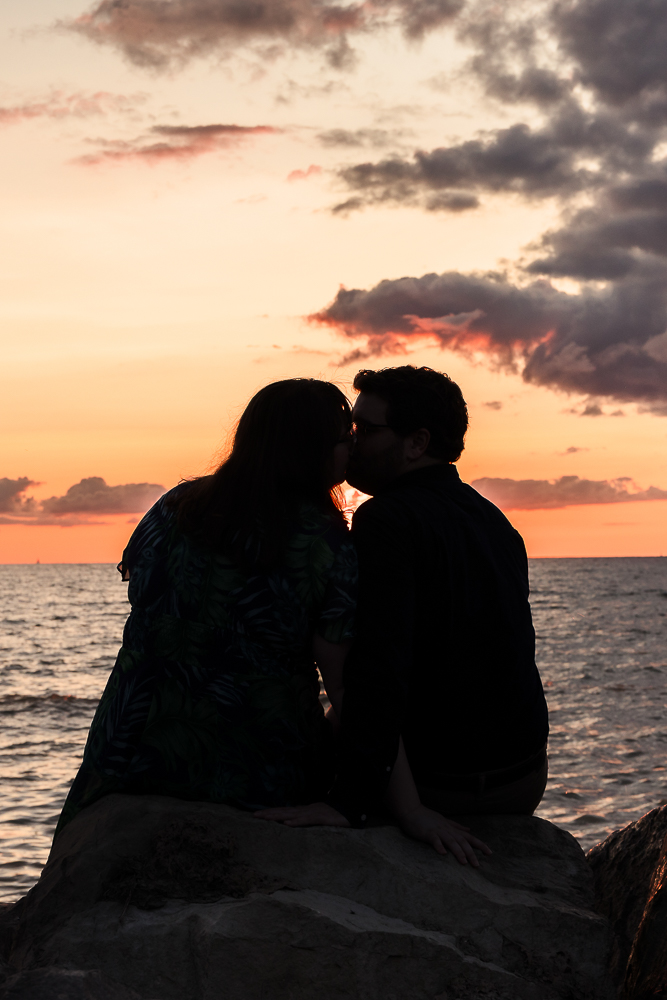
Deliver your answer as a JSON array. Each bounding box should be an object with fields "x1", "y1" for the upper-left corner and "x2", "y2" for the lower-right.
[{"x1": 56, "y1": 367, "x2": 548, "y2": 866}]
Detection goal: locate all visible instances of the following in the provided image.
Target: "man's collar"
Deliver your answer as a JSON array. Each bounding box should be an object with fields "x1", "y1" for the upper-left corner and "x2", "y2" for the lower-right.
[{"x1": 379, "y1": 463, "x2": 460, "y2": 493}]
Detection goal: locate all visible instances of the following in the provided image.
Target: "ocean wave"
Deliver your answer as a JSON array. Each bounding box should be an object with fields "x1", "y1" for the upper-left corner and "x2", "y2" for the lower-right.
[{"x1": 0, "y1": 693, "x2": 99, "y2": 711}]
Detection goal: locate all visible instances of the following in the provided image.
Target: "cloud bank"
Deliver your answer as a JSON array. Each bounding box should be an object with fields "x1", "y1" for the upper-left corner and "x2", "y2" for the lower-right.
[
  {"x1": 472, "y1": 475, "x2": 667, "y2": 510},
  {"x1": 76, "y1": 123, "x2": 278, "y2": 165},
  {"x1": 0, "y1": 477, "x2": 165, "y2": 525},
  {"x1": 41, "y1": 477, "x2": 165, "y2": 514},
  {"x1": 65, "y1": 0, "x2": 463, "y2": 70}
]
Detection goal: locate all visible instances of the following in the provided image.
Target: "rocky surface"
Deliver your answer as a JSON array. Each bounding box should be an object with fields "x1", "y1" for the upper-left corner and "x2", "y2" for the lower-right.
[
  {"x1": 587, "y1": 805, "x2": 667, "y2": 999},
  {"x1": 0, "y1": 967, "x2": 144, "y2": 1000},
  {"x1": 3, "y1": 794, "x2": 611, "y2": 1000}
]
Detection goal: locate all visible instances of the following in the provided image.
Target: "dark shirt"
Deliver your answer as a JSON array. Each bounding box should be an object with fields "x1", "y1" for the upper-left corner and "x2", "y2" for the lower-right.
[{"x1": 328, "y1": 463, "x2": 548, "y2": 825}]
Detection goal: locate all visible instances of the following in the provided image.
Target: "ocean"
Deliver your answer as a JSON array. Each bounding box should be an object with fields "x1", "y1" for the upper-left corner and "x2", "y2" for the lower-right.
[{"x1": 1, "y1": 557, "x2": 666, "y2": 903}]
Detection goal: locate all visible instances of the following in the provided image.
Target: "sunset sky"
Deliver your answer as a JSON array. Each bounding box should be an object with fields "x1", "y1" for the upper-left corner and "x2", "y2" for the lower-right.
[{"x1": 2, "y1": 0, "x2": 667, "y2": 562}]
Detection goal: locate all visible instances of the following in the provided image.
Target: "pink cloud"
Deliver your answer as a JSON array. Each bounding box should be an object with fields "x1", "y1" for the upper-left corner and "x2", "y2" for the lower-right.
[
  {"x1": 74, "y1": 123, "x2": 279, "y2": 165},
  {"x1": 0, "y1": 91, "x2": 144, "y2": 126},
  {"x1": 287, "y1": 164, "x2": 322, "y2": 182}
]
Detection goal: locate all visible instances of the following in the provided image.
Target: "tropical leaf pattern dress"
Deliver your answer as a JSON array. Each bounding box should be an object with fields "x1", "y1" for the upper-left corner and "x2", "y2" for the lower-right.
[{"x1": 56, "y1": 486, "x2": 357, "y2": 834}]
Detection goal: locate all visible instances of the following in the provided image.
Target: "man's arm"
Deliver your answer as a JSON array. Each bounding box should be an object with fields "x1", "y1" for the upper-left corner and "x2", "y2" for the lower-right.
[{"x1": 384, "y1": 736, "x2": 492, "y2": 866}]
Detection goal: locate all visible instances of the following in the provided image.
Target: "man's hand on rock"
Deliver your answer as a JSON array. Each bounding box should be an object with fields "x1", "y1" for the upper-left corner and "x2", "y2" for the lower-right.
[
  {"x1": 397, "y1": 807, "x2": 492, "y2": 866},
  {"x1": 254, "y1": 803, "x2": 351, "y2": 827}
]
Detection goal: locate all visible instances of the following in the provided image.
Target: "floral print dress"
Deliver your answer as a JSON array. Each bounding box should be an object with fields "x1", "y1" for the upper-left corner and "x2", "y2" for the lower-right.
[{"x1": 56, "y1": 488, "x2": 357, "y2": 834}]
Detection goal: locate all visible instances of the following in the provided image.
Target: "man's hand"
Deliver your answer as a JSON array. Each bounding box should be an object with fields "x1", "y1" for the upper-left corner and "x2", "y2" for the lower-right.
[
  {"x1": 397, "y1": 806, "x2": 492, "y2": 866},
  {"x1": 254, "y1": 802, "x2": 350, "y2": 827}
]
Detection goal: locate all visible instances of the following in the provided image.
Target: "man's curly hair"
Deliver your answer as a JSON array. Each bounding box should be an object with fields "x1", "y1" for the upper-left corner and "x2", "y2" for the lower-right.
[{"x1": 353, "y1": 365, "x2": 468, "y2": 462}]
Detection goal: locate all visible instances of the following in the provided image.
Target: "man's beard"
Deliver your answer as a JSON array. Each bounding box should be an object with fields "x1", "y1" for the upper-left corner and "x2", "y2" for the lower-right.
[{"x1": 345, "y1": 441, "x2": 404, "y2": 496}]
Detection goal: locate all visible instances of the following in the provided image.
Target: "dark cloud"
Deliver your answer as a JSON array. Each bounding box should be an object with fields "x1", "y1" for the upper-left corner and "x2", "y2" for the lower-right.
[
  {"x1": 483, "y1": 400, "x2": 503, "y2": 410},
  {"x1": 312, "y1": 0, "x2": 667, "y2": 411},
  {"x1": 74, "y1": 123, "x2": 278, "y2": 165},
  {"x1": 332, "y1": 100, "x2": 656, "y2": 214},
  {"x1": 472, "y1": 474, "x2": 667, "y2": 510},
  {"x1": 581, "y1": 403, "x2": 603, "y2": 416},
  {"x1": 0, "y1": 478, "x2": 39, "y2": 513},
  {"x1": 458, "y1": 0, "x2": 667, "y2": 123},
  {"x1": 526, "y1": 201, "x2": 667, "y2": 280},
  {"x1": 41, "y1": 477, "x2": 165, "y2": 514},
  {"x1": 64, "y1": 0, "x2": 463, "y2": 70},
  {"x1": 332, "y1": 120, "x2": 587, "y2": 214},
  {"x1": 0, "y1": 91, "x2": 143, "y2": 126},
  {"x1": 316, "y1": 128, "x2": 406, "y2": 149},
  {"x1": 311, "y1": 267, "x2": 667, "y2": 409},
  {"x1": 553, "y1": 0, "x2": 667, "y2": 108},
  {"x1": 563, "y1": 446, "x2": 588, "y2": 453},
  {"x1": 456, "y1": 5, "x2": 567, "y2": 109}
]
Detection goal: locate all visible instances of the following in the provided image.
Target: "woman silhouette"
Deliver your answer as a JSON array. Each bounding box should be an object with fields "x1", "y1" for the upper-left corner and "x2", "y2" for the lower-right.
[{"x1": 56, "y1": 378, "x2": 356, "y2": 833}]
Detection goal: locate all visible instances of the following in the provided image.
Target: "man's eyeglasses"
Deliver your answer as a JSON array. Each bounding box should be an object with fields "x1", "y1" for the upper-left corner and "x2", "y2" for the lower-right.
[{"x1": 352, "y1": 420, "x2": 391, "y2": 436}]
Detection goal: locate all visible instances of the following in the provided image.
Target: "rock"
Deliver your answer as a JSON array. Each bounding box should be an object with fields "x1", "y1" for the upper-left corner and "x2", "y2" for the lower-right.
[
  {"x1": 622, "y1": 830, "x2": 667, "y2": 1000},
  {"x1": 587, "y1": 804, "x2": 667, "y2": 991},
  {"x1": 6, "y1": 794, "x2": 611, "y2": 1000},
  {"x1": 0, "y1": 967, "x2": 144, "y2": 1000}
]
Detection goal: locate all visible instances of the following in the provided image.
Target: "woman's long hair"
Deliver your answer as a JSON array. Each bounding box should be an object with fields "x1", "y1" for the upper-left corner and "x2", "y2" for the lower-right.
[{"x1": 168, "y1": 379, "x2": 352, "y2": 569}]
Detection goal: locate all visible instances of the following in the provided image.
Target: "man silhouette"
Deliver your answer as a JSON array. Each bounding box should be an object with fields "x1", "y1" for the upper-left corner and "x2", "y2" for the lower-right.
[{"x1": 258, "y1": 366, "x2": 548, "y2": 864}]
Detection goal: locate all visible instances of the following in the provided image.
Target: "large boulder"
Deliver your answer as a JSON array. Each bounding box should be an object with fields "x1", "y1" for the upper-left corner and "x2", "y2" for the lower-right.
[
  {"x1": 0, "y1": 968, "x2": 143, "y2": 1000},
  {"x1": 4, "y1": 794, "x2": 611, "y2": 1000},
  {"x1": 587, "y1": 805, "x2": 667, "y2": 998}
]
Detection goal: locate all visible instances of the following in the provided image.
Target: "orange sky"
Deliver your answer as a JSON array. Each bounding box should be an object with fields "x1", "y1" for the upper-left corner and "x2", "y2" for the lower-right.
[{"x1": 1, "y1": 1, "x2": 666, "y2": 562}]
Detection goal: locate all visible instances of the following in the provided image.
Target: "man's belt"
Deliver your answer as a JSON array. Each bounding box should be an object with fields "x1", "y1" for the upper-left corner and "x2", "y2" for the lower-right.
[{"x1": 417, "y1": 745, "x2": 547, "y2": 795}]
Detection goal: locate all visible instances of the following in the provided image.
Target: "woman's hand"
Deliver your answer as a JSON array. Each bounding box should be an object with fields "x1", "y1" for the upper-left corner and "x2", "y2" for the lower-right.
[
  {"x1": 397, "y1": 805, "x2": 492, "y2": 866},
  {"x1": 254, "y1": 802, "x2": 350, "y2": 827}
]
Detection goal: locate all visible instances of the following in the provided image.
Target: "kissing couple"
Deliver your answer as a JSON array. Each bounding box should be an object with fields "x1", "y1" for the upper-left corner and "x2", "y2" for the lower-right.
[{"x1": 56, "y1": 366, "x2": 549, "y2": 867}]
